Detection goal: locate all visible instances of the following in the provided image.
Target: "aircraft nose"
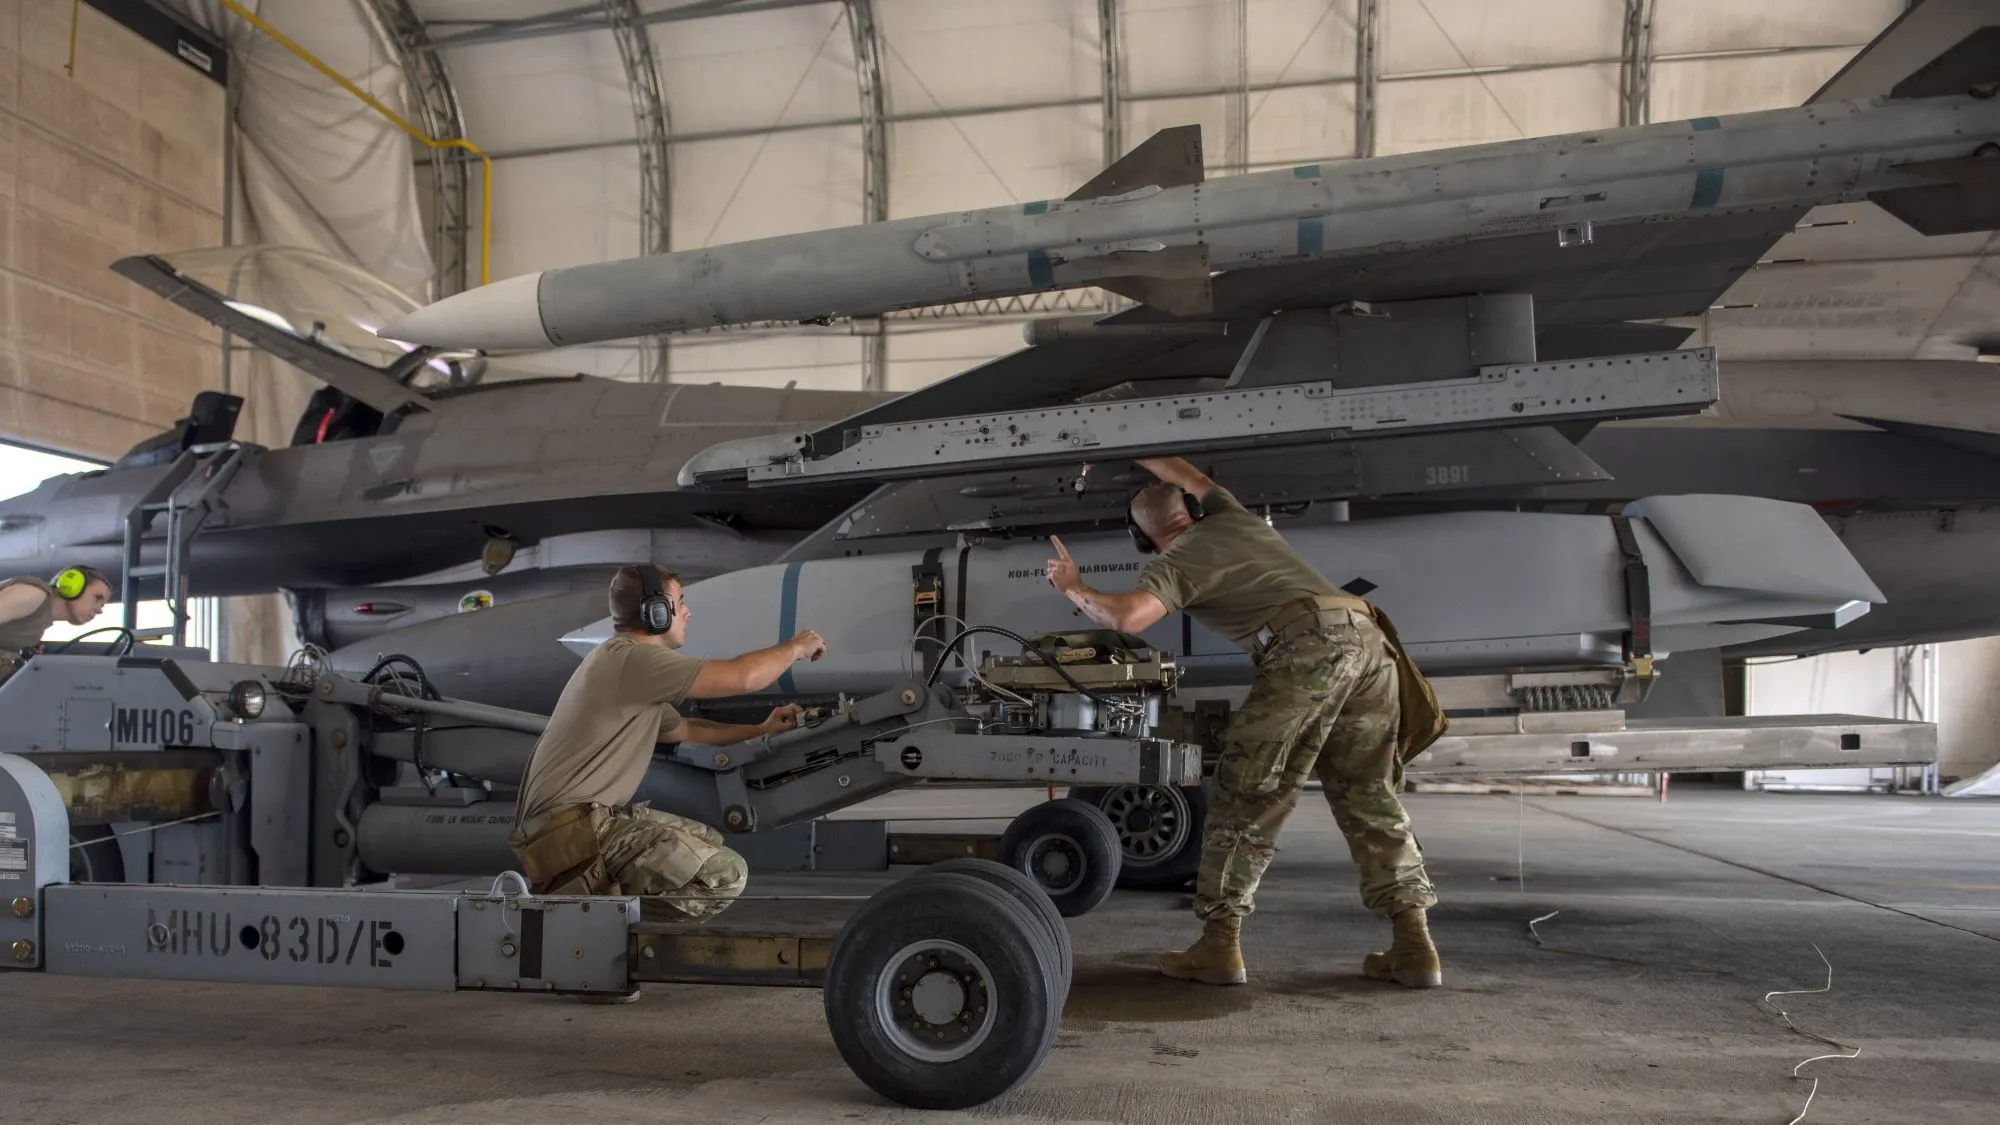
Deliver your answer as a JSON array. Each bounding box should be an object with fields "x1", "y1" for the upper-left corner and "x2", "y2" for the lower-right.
[{"x1": 378, "y1": 271, "x2": 554, "y2": 351}]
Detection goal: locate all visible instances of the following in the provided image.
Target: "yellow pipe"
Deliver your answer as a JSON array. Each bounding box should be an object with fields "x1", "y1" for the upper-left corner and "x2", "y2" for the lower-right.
[
  {"x1": 65, "y1": 0, "x2": 81, "y2": 77},
  {"x1": 215, "y1": 0, "x2": 492, "y2": 287}
]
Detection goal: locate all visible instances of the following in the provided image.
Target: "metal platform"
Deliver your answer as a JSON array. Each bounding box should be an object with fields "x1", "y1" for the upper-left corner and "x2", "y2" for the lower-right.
[{"x1": 1408, "y1": 713, "x2": 1936, "y2": 777}]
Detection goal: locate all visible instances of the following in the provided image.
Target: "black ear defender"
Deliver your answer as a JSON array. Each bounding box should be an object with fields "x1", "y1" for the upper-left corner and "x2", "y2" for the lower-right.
[
  {"x1": 634, "y1": 564, "x2": 676, "y2": 634},
  {"x1": 1126, "y1": 490, "x2": 1206, "y2": 554}
]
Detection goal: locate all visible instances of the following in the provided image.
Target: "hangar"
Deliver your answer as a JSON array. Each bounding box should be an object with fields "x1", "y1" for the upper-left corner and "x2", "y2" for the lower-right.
[{"x1": 1, "y1": 1, "x2": 1995, "y2": 1120}]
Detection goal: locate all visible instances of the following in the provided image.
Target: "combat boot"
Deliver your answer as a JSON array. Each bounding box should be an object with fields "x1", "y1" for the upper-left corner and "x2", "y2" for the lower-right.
[
  {"x1": 1362, "y1": 906, "x2": 1442, "y2": 989},
  {"x1": 1158, "y1": 917, "x2": 1248, "y2": 985}
]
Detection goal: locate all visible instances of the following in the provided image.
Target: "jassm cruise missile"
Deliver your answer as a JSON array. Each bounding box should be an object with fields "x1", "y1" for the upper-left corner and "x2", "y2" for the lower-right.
[{"x1": 377, "y1": 90, "x2": 2000, "y2": 352}]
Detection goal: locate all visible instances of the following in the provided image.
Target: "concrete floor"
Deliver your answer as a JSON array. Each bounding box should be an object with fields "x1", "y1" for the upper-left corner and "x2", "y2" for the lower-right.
[{"x1": 4, "y1": 789, "x2": 1996, "y2": 1124}]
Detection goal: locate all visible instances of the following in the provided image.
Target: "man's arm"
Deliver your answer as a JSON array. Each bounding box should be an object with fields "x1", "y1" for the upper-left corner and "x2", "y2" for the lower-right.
[
  {"x1": 662, "y1": 704, "x2": 803, "y2": 747},
  {"x1": 687, "y1": 630, "x2": 826, "y2": 698},
  {"x1": 1135, "y1": 457, "x2": 1216, "y2": 498},
  {"x1": 1044, "y1": 536, "x2": 1170, "y2": 634}
]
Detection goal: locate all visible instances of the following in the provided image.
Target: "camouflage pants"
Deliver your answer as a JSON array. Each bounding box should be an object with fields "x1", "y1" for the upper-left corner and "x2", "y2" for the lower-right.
[
  {"x1": 597, "y1": 804, "x2": 748, "y2": 922},
  {"x1": 1195, "y1": 616, "x2": 1437, "y2": 922}
]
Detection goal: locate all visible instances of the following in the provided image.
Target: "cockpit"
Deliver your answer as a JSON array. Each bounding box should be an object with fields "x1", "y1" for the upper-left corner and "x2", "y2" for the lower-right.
[{"x1": 107, "y1": 246, "x2": 575, "y2": 469}]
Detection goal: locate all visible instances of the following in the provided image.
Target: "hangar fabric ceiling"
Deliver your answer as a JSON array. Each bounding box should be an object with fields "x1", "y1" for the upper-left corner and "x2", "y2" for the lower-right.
[{"x1": 174, "y1": 0, "x2": 1976, "y2": 396}]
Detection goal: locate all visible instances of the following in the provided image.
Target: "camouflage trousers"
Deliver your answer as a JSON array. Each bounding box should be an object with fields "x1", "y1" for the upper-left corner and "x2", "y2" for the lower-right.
[
  {"x1": 1195, "y1": 615, "x2": 1438, "y2": 922},
  {"x1": 598, "y1": 804, "x2": 749, "y2": 922}
]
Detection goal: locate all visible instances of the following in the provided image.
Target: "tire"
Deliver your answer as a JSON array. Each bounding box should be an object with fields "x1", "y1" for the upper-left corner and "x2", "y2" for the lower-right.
[
  {"x1": 1071, "y1": 784, "x2": 1206, "y2": 892},
  {"x1": 829, "y1": 871, "x2": 1065, "y2": 1035},
  {"x1": 997, "y1": 797, "x2": 1121, "y2": 917},
  {"x1": 824, "y1": 871, "x2": 1062, "y2": 1110},
  {"x1": 911, "y1": 857, "x2": 1073, "y2": 1000},
  {"x1": 69, "y1": 824, "x2": 126, "y2": 883}
]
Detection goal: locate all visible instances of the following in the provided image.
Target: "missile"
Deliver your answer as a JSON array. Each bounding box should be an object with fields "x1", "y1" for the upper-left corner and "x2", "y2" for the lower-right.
[
  {"x1": 329, "y1": 494, "x2": 1880, "y2": 717},
  {"x1": 378, "y1": 94, "x2": 2000, "y2": 353},
  {"x1": 560, "y1": 495, "x2": 1882, "y2": 693}
]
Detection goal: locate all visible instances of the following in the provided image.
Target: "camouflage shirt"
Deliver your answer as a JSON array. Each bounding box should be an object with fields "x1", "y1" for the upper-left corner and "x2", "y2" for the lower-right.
[{"x1": 1135, "y1": 486, "x2": 1341, "y2": 650}]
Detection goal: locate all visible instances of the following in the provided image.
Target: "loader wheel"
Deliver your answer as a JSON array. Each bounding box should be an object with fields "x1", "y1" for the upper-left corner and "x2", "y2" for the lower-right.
[
  {"x1": 998, "y1": 797, "x2": 1121, "y2": 917},
  {"x1": 913, "y1": 856, "x2": 1073, "y2": 999},
  {"x1": 823, "y1": 870, "x2": 1063, "y2": 1110}
]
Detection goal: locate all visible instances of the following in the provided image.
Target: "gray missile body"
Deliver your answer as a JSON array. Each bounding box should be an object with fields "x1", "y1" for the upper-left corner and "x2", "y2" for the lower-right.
[
  {"x1": 379, "y1": 96, "x2": 2000, "y2": 352},
  {"x1": 561, "y1": 494, "x2": 1883, "y2": 692}
]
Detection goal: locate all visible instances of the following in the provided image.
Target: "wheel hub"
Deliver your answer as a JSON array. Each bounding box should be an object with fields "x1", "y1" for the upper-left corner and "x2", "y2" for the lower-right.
[
  {"x1": 1025, "y1": 834, "x2": 1085, "y2": 893},
  {"x1": 1098, "y1": 785, "x2": 1191, "y2": 867},
  {"x1": 876, "y1": 940, "x2": 996, "y2": 1063}
]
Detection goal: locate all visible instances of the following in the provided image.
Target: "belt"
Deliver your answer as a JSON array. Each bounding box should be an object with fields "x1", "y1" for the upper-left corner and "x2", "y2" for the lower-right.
[
  {"x1": 1251, "y1": 593, "x2": 1372, "y2": 653},
  {"x1": 514, "y1": 801, "x2": 603, "y2": 843}
]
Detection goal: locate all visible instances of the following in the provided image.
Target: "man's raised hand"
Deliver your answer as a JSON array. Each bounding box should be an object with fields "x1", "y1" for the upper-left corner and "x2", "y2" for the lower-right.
[{"x1": 1046, "y1": 535, "x2": 1081, "y2": 594}]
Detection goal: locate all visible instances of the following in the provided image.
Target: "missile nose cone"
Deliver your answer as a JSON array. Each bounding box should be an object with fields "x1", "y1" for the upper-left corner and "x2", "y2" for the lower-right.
[{"x1": 378, "y1": 271, "x2": 555, "y2": 351}]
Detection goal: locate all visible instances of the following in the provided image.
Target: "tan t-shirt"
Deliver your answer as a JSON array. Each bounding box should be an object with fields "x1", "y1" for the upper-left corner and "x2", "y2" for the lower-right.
[
  {"x1": 1135, "y1": 486, "x2": 1341, "y2": 650},
  {"x1": 514, "y1": 634, "x2": 708, "y2": 824},
  {"x1": 0, "y1": 577, "x2": 56, "y2": 654}
]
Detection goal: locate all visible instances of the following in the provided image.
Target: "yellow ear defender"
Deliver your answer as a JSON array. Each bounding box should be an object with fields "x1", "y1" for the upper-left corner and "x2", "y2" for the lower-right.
[{"x1": 53, "y1": 568, "x2": 87, "y2": 600}]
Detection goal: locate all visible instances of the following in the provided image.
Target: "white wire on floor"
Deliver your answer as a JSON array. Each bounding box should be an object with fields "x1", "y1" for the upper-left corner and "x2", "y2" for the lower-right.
[{"x1": 1762, "y1": 944, "x2": 1861, "y2": 1125}]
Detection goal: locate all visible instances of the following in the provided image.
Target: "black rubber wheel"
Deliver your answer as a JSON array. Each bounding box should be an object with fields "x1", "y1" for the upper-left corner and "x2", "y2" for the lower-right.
[
  {"x1": 912, "y1": 857, "x2": 1073, "y2": 1000},
  {"x1": 824, "y1": 871, "x2": 1062, "y2": 1110},
  {"x1": 830, "y1": 871, "x2": 1064, "y2": 1035},
  {"x1": 998, "y1": 797, "x2": 1121, "y2": 917},
  {"x1": 69, "y1": 824, "x2": 125, "y2": 883},
  {"x1": 1071, "y1": 784, "x2": 1206, "y2": 892}
]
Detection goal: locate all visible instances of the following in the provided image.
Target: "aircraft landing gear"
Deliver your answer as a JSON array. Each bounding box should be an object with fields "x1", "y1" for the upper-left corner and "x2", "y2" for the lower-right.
[{"x1": 1072, "y1": 784, "x2": 1207, "y2": 892}]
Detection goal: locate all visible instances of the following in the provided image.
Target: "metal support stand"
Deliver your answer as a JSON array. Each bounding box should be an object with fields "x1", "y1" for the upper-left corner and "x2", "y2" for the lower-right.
[{"x1": 121, "y1": 445, "x2": 246, "y2": 646}]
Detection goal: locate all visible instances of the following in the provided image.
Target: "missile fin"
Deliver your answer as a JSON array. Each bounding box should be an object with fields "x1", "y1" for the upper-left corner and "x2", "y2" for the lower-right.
[
  {"x1": 1868, "y1": 179, "x2": 2000, "y2": 236},
  {"x1": 1888, "y1": 26, "x2": 2000, "y2": 100},
  {"x1": 1066, "y1": 125, "x2": 1204, "y2": 202},
  {"x1": 1096, "y1": 273, "x2": 1214, "y2": 317}
]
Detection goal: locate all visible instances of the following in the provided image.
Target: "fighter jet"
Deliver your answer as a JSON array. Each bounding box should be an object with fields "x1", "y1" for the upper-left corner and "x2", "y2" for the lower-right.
[
  {"x1": 0, "y1": 246, "x2": 896, "y2": 610},
  {"x1": 2, "y1": 1, "x2": 1995, "y2": 719}
]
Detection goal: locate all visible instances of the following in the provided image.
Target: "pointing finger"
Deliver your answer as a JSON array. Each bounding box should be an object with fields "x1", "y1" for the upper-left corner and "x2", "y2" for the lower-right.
[{"x1": 1050, "y1": 535, "x2": 1072, "y2": 560}]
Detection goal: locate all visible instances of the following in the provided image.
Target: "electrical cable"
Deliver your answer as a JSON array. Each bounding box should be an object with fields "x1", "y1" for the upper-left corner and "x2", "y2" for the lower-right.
[
  {"x1": 1763, "y1": 945, "x2": 1861, "y2": 1125},
  {"x1": 69, "y1": 811, "x2": 220, "y2": 848},
  {"x1": 907, "y1": 618, "x2": 1035, "y2": 706},
  {"x1": 922, "y1": 624, "x2": 1119, "y2": 704},
  {"x1": 359, "y1": 654, "x2": 455, "y2": 794}
]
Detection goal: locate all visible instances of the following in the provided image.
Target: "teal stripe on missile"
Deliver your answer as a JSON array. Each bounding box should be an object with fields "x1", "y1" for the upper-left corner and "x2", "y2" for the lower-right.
[
  {"x1": 1023, "y1": 200, "x2": 1049, "y2": 215},
  {"x1": 1027, "y1": 249, "x2": 1054, "y2": 288},
  {"x1": 1690, "y1": 169, "x2": 1724, "y2": 209},
  {"x1": 1297, "y1": 215, "x2": 1324, "y2": 256},
  {"x1": 1689, "y1": 116, "x2": 1721, "y2": 131},
  {"x1": 1293, "y1": 164, "x2": 1321, "y2": 178},
  {"x1": 777, "y1": 560, "x2": 802, "y2": 693}
]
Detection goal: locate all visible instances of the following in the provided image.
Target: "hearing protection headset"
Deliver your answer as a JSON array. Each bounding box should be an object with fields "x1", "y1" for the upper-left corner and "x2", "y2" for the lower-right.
[
  {"x1": 1127, "y1": 490, "x2": 1206, "y2": 554},
  {"x1": 52, "y1": 567, "x2": 89, "y2": 600},
  {"x1": 634, "y1": 564, "x2": 677, "y2": 634}
]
